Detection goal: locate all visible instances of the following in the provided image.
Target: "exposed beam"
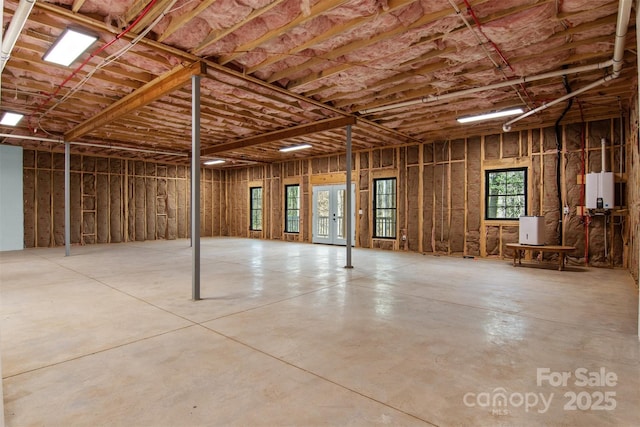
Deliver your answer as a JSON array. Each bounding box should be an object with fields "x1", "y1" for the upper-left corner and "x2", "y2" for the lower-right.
[
  {"x1": 201, "y1": 116, "x2": 357, "y2": 156},
  {"x1": 32, "y1": 1, "x2": 446, "y2": 145},
  {"x1": 65, "y1": 61, "x2": 206, "y2": 141}
]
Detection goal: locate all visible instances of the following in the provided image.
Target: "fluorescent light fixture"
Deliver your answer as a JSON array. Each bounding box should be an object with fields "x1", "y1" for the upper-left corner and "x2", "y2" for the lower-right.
[
  {"x1": 279, "y1": 144, "x2": 312, "y2": 152},
  {"x1": 457, "y1": 107, "x2": 524, "y2": 124},
  {"x1": 204, "y1": 159, "x2": 225, "y2": 165},
  {"x1": 0, "y1": 112, "x2": 24, "y2": 126},
  {"x1": 43, "y1": 28, "x2": 98, "y2": 66}
]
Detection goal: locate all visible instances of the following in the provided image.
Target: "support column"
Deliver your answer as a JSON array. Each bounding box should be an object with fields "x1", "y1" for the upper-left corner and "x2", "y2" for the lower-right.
[
  {"x1": 345, "y1": 124, "x2": 353, "y2": 269},
  {"x1": 192, "y1": 75, "x2": 201, "y2": 301},
  {"x1": 65, "y1": 141, "x2": 70, "y2": 257}
]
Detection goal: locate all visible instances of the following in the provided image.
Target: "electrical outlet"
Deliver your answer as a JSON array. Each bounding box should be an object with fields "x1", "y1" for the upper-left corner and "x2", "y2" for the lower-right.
[{"x1": 563, "y1": 206, "x2": 570, "y2": 215}]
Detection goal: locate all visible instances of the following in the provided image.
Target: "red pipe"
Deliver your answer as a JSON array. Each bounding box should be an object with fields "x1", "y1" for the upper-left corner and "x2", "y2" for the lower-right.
[{"x1": 461, "y1": 0, "x2": 537, "y2": 107}]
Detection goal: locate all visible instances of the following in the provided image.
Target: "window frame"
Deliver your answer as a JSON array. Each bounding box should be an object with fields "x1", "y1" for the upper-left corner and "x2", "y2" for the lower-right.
[
  {"x1": 484, "y1": 167, "x2": 528, "y2": 221},
  {"x1": 284, "y1": 184, "x2": 300, "y2": 233},
  {"x1": 372, "y1": 177, "x2": 397, "y2": 239},
  {"x1": 249, "y1": 186, "x2": 263, "y2": 231}
]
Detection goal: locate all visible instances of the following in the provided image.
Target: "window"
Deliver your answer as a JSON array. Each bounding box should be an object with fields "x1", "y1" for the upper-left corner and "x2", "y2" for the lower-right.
[
  {"x1": 373, "y1": 178, "x2": 397, "y2": 238},
  {"x1": 285, "y1": 184, "x2": 300, "y2": 233},
  {"x1": 485, "y1": 168, "x2": 527, "y2": 220},
  {"x1": 250, "y1": 187, "x2": 262, "y2": 231}
]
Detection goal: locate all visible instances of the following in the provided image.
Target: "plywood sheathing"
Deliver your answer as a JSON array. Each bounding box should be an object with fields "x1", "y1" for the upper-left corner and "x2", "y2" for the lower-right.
[{"x1": 23, "y1": 150, "x2": 224, "y2": 248}]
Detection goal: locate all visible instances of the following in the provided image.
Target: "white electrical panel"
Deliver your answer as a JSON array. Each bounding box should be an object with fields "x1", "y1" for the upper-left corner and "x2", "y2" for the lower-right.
[
  {"x1": 585, "y1": 172, "x2": 614, "y2": 209},
  {"x1": 519, "y1": 216, "x2": 545, "y2": 245}
]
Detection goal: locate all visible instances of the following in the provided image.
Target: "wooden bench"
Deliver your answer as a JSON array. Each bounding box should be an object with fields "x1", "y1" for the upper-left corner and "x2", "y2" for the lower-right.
[{"x1": 505, "y1": 243, "x2": 577, "y2": 271}]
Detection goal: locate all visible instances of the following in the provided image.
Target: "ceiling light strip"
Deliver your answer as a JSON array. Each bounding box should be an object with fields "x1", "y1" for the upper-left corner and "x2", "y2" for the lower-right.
[
  {"x1": 279, "y1": 144, "x2": 312, "y2": 152},
  {"x1": 457, "y1": 108, "x2": 524, "y2": 124},
  {"x1": 43, "y1": 28, "x2": 98, "y2": 66},
  {"x1": 0, "y1": 112, "x2": 24, "y2": 126}
]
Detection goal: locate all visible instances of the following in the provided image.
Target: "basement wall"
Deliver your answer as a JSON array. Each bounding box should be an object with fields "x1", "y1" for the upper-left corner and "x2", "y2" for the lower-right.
[
  {"x1": 225, "y1": 118, "x2": 629, "y2": 268},
  {"x1": 22, "y1": 150, "x2": 224, "y2": 248}
]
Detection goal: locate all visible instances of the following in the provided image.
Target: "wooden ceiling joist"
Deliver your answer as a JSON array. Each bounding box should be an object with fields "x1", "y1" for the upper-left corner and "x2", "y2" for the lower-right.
[
  {"x1": 65, "y1": 61, "x2": 207, "y2": 142},
  {"x1": 201, "y1": 116, "x2": 357, "y2": 156}
]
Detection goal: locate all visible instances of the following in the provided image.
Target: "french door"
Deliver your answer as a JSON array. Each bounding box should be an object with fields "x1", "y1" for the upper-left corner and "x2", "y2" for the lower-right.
[{"x1": 312, "y1": 184, "x2": 355, "y2": 245}]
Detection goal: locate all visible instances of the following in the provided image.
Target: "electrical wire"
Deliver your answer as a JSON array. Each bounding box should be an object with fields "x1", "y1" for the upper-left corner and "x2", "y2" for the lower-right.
[
  {"x1": 554, "y1": 74, "x2": 573, "y2": 245},
  {"x1": 37, "y1": 0, "x2": 181, "y2": 132},
  {"x1": 457, "y1": 0, "x2": 536, "y2": 110},
  {"x1": 30, "y1": 0, "x2": 190, "y2": 133}
]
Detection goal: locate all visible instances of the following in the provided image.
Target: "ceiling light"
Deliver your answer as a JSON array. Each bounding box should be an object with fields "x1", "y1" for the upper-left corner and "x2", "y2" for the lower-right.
[
  {"x1": 0, "y1": 112, "x2": 24, "y2": 126},
  {"x1": 457, "y1": 108, "x2": 524, "y2": 124},
  {"x1": 279, "y1": 144, "x2": 312, "y2": 152},
  {"x1": 204, "y1": 159, "x2": 225, "y2": 165},
  {"x1": 43, "y1": 28, "x2": 98, "y2": 66}
]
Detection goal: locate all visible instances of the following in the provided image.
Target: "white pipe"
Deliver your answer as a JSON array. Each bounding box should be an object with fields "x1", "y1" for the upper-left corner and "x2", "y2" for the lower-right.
[
  {"x1": 612, "y1": 0, "x2": 632, "y2": 77},
  {"x1": 502, "y1": 77, "x2": 613, "y2": 131},
  {"x1": 503, "y1": 0, "x2": 632, "y2": 131},
  {"x1": 0, "y1": 0, "x2": 36, "y2": 72},
  {"x1": 601, "y1": 137, "x2": 606, "y2": 173},
  {"x1": 359, "y1": 61, "x2": 613, "y2": 115}
]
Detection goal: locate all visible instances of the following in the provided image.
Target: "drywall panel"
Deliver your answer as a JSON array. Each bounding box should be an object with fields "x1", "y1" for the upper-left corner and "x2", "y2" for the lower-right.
[{"x1": 0, "y1": 145, "x2": 24, "y2": 251}]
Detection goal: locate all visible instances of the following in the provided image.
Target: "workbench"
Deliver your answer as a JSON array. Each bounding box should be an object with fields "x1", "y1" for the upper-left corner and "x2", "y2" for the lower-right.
[{"x1": 505, "y1": 243, "x2": 577, "y2": 271}]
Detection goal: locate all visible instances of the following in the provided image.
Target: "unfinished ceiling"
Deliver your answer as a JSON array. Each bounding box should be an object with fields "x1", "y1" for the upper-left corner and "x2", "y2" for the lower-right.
[{"x1": 0, "y1": 0, "x2": 636, "y2": 165}]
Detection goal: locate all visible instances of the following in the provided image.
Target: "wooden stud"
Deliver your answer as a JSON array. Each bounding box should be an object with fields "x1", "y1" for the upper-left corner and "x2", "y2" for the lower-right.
[
  {"x1": 539, "y1": 129, "x2": 544, "y2": 217},
  {"x1": 50, "y1": 153, "x2": 55, "y2": 247},
  {"x1": 355, "y1": 150, "x2": 361, "y2": 247},
  {"x1": 402, "y1": 147, "x2": 408, "y2": 247},
  {"x1": 463, "y1": 138, "x2": 468, "y2": 256},
  {"x1": 431, "y1": 144, "x2": 436, "y2": 253},
  {"x1": 561, "y1": 124, "x2": 567, "y2": 246}
]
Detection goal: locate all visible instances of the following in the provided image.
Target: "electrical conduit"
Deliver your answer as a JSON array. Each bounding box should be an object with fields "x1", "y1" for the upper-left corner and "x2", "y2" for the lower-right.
[{"x1": 502, "y1": 0, "x2": 633, "y2": 131}]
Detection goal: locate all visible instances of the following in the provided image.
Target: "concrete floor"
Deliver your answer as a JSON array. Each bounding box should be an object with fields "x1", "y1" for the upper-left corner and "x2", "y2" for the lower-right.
[{"x1": 1, "y1": 238, "x2": 638, "y2": 426}]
